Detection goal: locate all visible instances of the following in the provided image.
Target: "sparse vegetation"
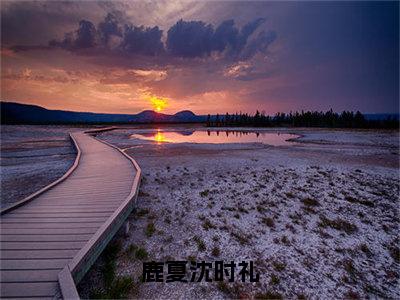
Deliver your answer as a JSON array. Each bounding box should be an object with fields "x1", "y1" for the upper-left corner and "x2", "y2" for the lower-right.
[
  {"x1": 388, "y1": 244, "x2": 400, "y2": 263},
  {"x1": 202, "y1": 219, "x2": 216, "y2": 230},
  {"x1": 345, "y1": 196, "x2": 374, "y2": 208},
  {"x1": 360, "y1": 243, "x2": 371, "y2": 256},
  {"x1": 285, "y1": 192, "x2": 295, "y2": 198},
  {"x1": 193, "y1": 235, "x2": 206, "y2": 251},
  {"x1": 135, "y1": 247, "x2": 149, "y2": 260},
  {"x1": 217, "y1": 281, "x2": 232, "y2": 296},
  {"x1": 200, "y1": 189, "x2": 210, "y2": 197},
  {"x1": 136, "y1": 208, "x2": 150, "y2": 217},
  {"x1": 187, "y1": 255, "x2": 196, "y2": 262},
  {"x1": 343, "y1": 259, "x2": 357, "y2": 278},
  {"x1": 125, "y1": 244, "x2": 148, "y2": 260},
  {"x1": 270, "y1": 274, "x2": 280, "y2": 285},
  {"x1": 301, "y1": 197, "x2": 319, "y2": 207},
  {"x1": 90, "y1": 276, "x2": 135, "y2": 299},
  {"x1": 211, "y1": 246, "x2": 220, "y2": 257},
  {"x1": 273, "y1": 260, "x2": 286, "y2": 272},
  {"x1": 281, "y1": 235, "x2": 290, "y2": 245},
  {"x1": 257, "y1": 205, "x2": 265, "y2": 213},
  {"x1": 89, "y1": 241, "x2": 135, "y2": 299},
  {"x1": 212, "y1": 235, "x2": 220, "y2": 242},
  {"x1": 125, "y1": 244, "x2": 137, "y2": 256},
  {"x1": 262, "y1": 217, "x2": 275, "y2": 228},
  {"x1": 145, "y1": 222, "x2": 156, "y2": 237},
  {"x1": 230, "y1": 230, "x2": 251, "y2": 245},
  {"x1": 318, "y1": 215, "x2": 358, "y2": 234}
]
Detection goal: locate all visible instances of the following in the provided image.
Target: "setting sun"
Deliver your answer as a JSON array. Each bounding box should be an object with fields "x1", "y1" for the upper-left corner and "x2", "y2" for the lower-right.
[{"x1": 149, "y1": 96, "x2": 168, "y2": 112}]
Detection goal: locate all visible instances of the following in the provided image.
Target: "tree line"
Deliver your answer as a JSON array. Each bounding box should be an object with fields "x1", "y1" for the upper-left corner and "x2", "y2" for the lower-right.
[{"x1": 206, "y1": 110, "x2": 398, "y2": 129}]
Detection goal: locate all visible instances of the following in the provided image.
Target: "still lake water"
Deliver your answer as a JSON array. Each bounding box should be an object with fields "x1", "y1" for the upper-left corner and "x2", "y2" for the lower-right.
[{"x1": 130, "y1": 130, "x2": 299, "y2": 146}]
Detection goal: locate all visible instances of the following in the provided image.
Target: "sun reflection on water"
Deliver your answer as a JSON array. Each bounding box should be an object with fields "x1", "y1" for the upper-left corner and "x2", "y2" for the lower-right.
[{"x1": 154, "y1": 130, "x2": 167, "y2": 144}]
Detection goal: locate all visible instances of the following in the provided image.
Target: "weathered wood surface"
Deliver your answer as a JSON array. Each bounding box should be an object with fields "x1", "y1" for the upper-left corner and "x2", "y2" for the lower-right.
[{"x1": 0, "y1": 130, "x2": 139, "y2": 298}]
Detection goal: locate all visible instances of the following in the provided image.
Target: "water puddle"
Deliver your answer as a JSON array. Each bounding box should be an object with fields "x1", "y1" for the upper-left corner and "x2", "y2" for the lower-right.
[{"x1": 130, "y1": 130, "x2": 299, "y2": 146}]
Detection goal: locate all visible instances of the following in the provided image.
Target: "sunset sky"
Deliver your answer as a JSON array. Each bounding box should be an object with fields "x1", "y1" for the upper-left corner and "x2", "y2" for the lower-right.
[{"x1": 1, "y1": 1, "x2": 398, "y2": 115}]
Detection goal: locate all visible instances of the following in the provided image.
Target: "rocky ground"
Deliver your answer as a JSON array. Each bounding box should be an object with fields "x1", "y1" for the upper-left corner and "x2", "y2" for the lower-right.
[{"x1": 78, "y1": 127, "x2": 399, "y2": 299}]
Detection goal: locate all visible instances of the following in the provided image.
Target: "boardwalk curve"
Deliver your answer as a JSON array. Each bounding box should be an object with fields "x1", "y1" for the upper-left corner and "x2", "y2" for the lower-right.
[{"x1": 0, "y1": 128, "x2": 141, "y2": 299}]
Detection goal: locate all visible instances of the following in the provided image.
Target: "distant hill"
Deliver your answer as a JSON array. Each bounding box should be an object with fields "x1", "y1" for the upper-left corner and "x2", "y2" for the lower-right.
[
  {"x1": 2, "y1": 101, "x2": 397, "y2": 126},
  {"x1": 0, "y1": 102, "x2": 207, "y2": 124}
]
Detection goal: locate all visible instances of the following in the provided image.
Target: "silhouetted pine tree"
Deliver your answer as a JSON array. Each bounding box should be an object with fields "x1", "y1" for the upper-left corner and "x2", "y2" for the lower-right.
[{"x1": 205, "y1": 109, "x2": 397, "y2": 129}]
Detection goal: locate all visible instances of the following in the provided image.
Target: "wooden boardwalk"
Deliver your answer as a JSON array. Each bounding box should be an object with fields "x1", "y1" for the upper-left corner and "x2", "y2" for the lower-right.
[{"x1": 0, "y1": 130, "x2": 141, "y2": 299}]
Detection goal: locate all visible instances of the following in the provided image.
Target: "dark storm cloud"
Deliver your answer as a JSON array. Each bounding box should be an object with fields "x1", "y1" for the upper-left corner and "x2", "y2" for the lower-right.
[
  {"x1": 47, "y1": 13, "x2": 164, "y2": 56},
  {"x1": 166, "y1": 20, "x2": 214, "y2": 57},
  {"x1": 49, "y1": 19, "x2": 98, "y2": 50},
  {"x1": 98, "y1": 13, "x2": 122, "y2": 45},
  {"x1": 236, "y1": 18, "x2": 266, "y2": 51},
  {"x1": 165, "y1": 18, "x2": 275, "y2": 58},
  {"x1": 212, "y1": 20, "x2": 238, "y2": 52},
  {"x1": 121, "y1": 25, "x2": 164, "y2": 56},
  {"x1": 240, "y1": 30, "x2": 277, "y2": 60},
  {"x1": 75, "y1": 20, "x2": 98, "y2": 48},
  {"x1": 8, "y1": 9, "x2": 275, "y2": 60}
]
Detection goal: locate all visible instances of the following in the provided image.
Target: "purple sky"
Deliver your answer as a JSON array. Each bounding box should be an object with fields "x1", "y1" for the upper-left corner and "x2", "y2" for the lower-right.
[{"x1": 1, "y1": 1, "x2": 398, "y2": 114}]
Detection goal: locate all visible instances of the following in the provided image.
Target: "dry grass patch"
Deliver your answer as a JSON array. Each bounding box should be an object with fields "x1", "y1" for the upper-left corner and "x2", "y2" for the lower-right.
[{"x1": 318, "y1": 215, "x2": 358, "y2": 234}]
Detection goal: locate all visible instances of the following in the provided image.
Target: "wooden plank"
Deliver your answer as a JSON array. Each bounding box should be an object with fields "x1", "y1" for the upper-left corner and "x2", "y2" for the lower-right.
[
  {"x1": 0, "y1": 234, "x2": 92, "y2": 242},
  {"x1": 1, "y1": 241, "x2": 85, "y2": 250},
  {"x1": 58, "y1": 267, "x2": 80, "y2": 300},
  {"x1": 1, "y1": 269, "x2": 60, "y2": 282},
  {"x1": 44, "y1": 185, "x2": 130, "y2": 193},
  {"x1": 32, "y1": 198, "x2": 125, "y2": 205},
  {"x1": 32, "y1": 195, "x2": 127, "y2": 203},
  {"x1": 35, "y1": 190, "x2": 129, "y2": 199},
  {"x1": 0, "y1": 259, "x2": 69, "y2": 270},
  {"x1": 1, "y1": 249, "x2": 77, "y2": 259},
  {"x1": 4, "y1": 212, "x2": 112, "y2": 218},
  {"x1": 0, "y1": 282, "x2": 58, "y2": 297},
  {"x1": 20, "y1": 204, "x2": 120, "y2": 208},
  {"x1": 48, "y1": 198, "x2": 128, "y2": 203},
  {"x1": 13, "y1": 208, "x2": 116, "y2": 214},
  {"x1": 1, "y1": 216, "x2": 108, "y2": 223},
  {"x1": 1, "y1": 222, "x2": 104, "y2": 229},
  {"x1": 29, "y1": 202, "x2": 124, "y2": 207},
  {"x1": 52, "y1": 182, "x2": 131, "y2": 188},
  {"x1": 1, "y1": 227, "x2": 98, "y2": 235},
  {"x1": 1, "y1": 297, "x2": 53, "y2": 300},
  {"x1": 67, "y1": 177, "x2": 133, "y2": 183}
]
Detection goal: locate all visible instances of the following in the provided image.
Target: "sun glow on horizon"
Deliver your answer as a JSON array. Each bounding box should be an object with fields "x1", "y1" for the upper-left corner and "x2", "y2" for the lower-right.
[{"x1": 149, "y1": 96, "x2": 168, "y2": 112}]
